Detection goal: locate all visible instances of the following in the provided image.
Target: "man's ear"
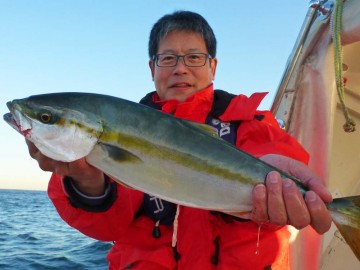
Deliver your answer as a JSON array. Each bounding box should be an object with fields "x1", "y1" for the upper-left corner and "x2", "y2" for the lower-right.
[
  {"x1": 211, "y1": 57, "x2": 218, "y2": 81},
  {"x1": 149, "y1": 60, "x2": 155, "y2": 81}
]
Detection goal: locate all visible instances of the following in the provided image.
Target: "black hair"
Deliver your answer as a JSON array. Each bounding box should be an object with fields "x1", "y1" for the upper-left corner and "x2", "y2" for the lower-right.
[{"x1": 148, "y1": 11, "x2": 217, "y2": 59}]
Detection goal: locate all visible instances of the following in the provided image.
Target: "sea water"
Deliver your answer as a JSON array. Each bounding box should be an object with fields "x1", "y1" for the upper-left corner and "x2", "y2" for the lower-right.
[{"x1": 0, "y1": 189, "x2": 111, "y2": 270}]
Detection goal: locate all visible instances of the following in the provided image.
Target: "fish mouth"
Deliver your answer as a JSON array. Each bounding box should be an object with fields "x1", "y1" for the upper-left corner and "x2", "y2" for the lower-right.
[
  {"x1": 3, "y1": 112, "x2": 21, "y2": 132},
  {"x1": 3, "y1": 104, "x2": 32, "y2": 137}
]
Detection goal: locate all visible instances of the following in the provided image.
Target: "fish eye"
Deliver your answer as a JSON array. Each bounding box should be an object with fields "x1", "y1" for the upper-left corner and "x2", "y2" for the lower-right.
[{"x1": 39, "y1": 112, "x2": 53, "y2": 123}]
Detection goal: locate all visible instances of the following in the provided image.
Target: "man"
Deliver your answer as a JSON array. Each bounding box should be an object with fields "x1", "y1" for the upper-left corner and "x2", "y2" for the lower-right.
[{"x1": 26, "y1": 11, "x2": 332, "y2": 269}]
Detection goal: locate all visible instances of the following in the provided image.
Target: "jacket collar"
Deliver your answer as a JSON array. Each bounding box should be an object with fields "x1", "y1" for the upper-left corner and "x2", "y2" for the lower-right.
[
  {"x1": 148, "y1": 84, "x2": 268, "y2": 123},
  {"x1": 152, "y1": 84, "x2": 214, "y2": 123}
]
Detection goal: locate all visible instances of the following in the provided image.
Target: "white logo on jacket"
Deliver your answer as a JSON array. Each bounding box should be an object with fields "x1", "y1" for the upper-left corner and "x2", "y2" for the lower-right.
[
  {"x1": 211, "y1": 118, "x2": 230, "y2": 137},
  {"x1": 149, "y1": 195, "x2": 164, "y2": 213}
]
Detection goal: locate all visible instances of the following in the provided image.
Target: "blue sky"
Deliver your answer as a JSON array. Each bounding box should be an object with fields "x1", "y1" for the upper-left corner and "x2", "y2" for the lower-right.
[{"x1": 0, "y1": 0, "x2": 309, "y2": 190}]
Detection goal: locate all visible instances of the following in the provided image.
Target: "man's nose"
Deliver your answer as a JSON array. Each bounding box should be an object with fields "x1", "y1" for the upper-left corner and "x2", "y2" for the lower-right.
[{"x1": 173, "y1": 56, "x2": 189, "y2": 73}]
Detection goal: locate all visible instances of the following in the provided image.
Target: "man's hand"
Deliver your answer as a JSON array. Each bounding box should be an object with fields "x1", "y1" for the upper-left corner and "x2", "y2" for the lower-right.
[
  {"x1": 26, "y1": 139, "x2": 106, "y2": 196},
  {"x1": 251, "y1": 154, "x2": 333, "y2": 234}
]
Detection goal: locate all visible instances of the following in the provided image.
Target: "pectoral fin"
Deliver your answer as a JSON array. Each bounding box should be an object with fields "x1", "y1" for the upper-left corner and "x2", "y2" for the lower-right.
[{"x1": 99, "y1": 143, "x2": 143, "y2": 163}]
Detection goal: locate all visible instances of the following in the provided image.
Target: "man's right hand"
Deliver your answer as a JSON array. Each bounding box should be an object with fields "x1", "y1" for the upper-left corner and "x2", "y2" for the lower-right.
[{"x1": 26, "y1": 139, "x2": 106, "y2": 196}]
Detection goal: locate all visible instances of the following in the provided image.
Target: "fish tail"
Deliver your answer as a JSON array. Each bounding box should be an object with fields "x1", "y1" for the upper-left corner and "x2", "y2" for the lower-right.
[{"x1": 327, "y1": 196, "x2": 360, "y2": 261}]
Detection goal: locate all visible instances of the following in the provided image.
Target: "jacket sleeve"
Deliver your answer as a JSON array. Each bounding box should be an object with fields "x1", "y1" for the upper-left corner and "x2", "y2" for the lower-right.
[
  {"x1": 236, "y1": 111, "x2": 309, "y2": 164},
  {"x1": 47, "y1": 173, "x2": 144, "y2": 241}
]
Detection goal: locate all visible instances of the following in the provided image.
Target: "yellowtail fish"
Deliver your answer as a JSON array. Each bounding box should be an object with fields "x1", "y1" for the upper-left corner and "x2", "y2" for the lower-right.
[{"x1": 3, "y1": 92, "x2": 360, "y2": 260}]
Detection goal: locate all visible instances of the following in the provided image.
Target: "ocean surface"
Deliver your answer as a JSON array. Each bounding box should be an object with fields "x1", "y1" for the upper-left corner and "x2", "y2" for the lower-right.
[{"x1": 0, "y1": 189, "x2": 112, "y2": 270}]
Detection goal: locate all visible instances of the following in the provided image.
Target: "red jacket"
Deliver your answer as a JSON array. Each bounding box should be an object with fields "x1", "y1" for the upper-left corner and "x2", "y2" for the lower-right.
[{"x1": 48, "y1": 86, "x2": 309, "y2": 270}]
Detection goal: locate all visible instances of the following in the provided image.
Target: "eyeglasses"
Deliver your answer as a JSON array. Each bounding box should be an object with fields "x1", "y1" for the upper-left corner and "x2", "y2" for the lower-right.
[{"x1": 153, "y1": 53, "x2": 212, "y2": 67}]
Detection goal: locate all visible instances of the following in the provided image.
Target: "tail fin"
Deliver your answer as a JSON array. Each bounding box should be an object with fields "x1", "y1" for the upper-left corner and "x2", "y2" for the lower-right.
[{"x1": 327, "y1": 196, "x2": 360, "y2": 261}]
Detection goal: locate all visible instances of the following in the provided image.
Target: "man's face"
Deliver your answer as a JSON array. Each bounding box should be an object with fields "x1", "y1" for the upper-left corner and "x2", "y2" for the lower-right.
[{"x1": 149, "y1": 31, "x2": 217, "y2": 102}]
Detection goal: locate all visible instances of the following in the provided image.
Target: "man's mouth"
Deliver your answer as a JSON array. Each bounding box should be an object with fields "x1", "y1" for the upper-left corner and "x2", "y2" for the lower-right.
[{"x1": 170, "y1": 83, "x2": 192, "y2": 88}]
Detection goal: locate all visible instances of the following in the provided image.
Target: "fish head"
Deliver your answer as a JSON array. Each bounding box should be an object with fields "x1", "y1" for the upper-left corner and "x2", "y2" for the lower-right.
[{"x1": 4, "y1": 95, "x2": 103, "y2": 162}]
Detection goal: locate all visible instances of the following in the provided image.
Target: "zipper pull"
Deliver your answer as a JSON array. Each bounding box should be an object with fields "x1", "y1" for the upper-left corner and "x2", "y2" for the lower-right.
[{"x1": 152, "y1": 220, "x2": 161, "y2": 238}]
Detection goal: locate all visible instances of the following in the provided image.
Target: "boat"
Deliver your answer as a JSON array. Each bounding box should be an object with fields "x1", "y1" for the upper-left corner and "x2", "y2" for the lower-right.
[{"x1": 271, "y1": 0, "x2": 360, "y2": 269}]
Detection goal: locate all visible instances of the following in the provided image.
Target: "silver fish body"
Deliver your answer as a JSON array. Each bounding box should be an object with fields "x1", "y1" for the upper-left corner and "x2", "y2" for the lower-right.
[{"x1": 4, "y1": 92, "x2": 306, "y2": 214}]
